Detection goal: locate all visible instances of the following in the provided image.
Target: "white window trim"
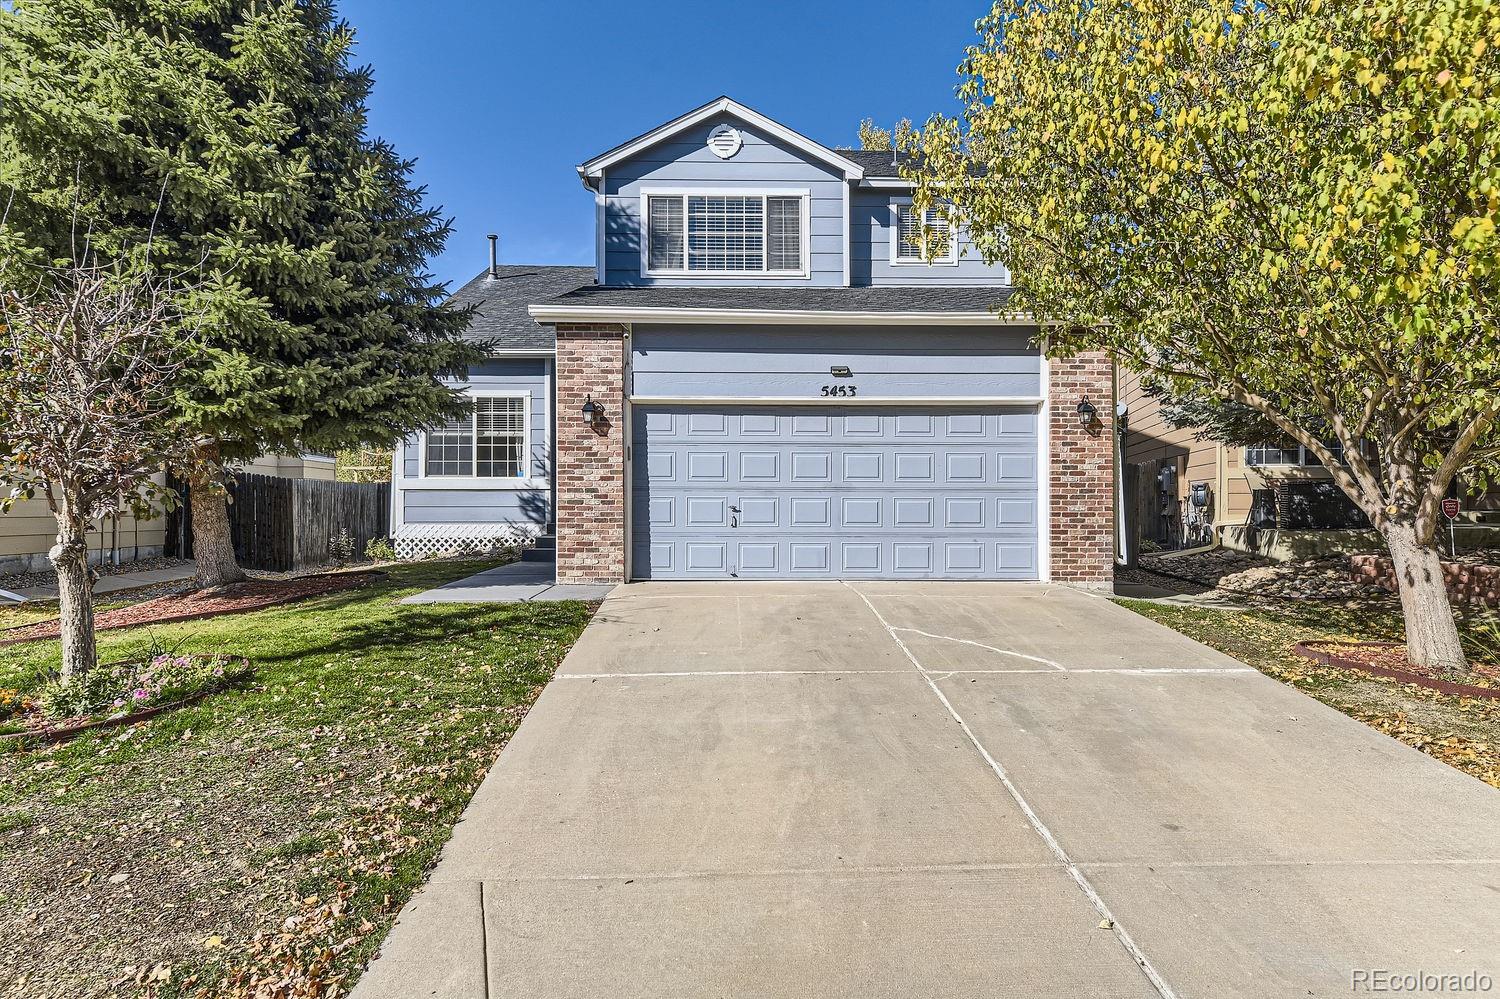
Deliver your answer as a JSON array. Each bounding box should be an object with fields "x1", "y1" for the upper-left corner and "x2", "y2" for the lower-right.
[
  {"x1": 1244, "y1": 444, "x2": 1347, "y2": 468},
  {"x1": 889, "y1": 199, "x2": 958, "y2": 266},
  {"x1": 418, "y1": 390, "x2": 543, "y2": 490},
  {"x1": 638, "y1": 186, "x2": 812, "y2": 279}
]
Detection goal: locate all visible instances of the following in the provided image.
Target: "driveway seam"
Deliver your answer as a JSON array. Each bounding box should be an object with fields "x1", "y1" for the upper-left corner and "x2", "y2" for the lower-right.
[
  {"x1": 553, "y1": 667, "x2": 1258, "y2": 679},
  {"x1": 477, "y1": 881, "x2": 490, "y2": 999},
  {"x1": 842, "y1": 581, "x2": 1182, "y2": 999}
]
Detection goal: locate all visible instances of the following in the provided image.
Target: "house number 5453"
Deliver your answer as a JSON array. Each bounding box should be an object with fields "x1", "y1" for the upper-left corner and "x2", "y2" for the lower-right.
[{"x1": 820, "y1": 384, "x2": 858, "y2": 397}]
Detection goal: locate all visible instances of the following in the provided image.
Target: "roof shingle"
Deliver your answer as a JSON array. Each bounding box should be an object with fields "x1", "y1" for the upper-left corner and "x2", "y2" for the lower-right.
[{"x1": 446, "y1": 265, "x2": 595, "y2": 350}]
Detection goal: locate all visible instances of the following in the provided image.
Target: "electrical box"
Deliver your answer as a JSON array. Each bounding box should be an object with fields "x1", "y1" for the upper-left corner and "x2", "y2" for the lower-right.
[{"x1": 1190, "y1": 482, "x2": 1211, "y2": 508}]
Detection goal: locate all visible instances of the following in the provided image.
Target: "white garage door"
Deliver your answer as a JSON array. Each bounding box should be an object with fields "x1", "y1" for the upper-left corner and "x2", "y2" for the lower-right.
[{"x1": 630, "y1": 404, "x2": 1040, "y2": 580}]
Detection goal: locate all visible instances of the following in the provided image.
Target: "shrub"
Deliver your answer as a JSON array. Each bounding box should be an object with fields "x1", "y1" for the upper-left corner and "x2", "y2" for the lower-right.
[
  {"x1": 35, "y1": 647, "x2": 248, "y2": 721},
  {"x1": 365, "y1": 536, "x2": 398, "y2": 562},
  {"x1": 328, "y1": 528, "x2": 358, "y2": 567}
]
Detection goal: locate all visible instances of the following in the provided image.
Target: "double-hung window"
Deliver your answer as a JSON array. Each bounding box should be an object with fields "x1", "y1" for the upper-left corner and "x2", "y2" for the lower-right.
[
  {"x1": 892, "y1": 203, "x2": 956, "y2": 264},
  {"x1": 424, "y1": 395, "x2": 528, "y2": 479},
  {"x1": 644, "y1": 190, "x2": 806, "y2": 275}
]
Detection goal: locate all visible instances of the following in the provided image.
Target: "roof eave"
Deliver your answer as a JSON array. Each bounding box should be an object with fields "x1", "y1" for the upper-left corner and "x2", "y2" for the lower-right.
[{"x1": 527, "y1": 304, "x2": 1037, "y2": 327}]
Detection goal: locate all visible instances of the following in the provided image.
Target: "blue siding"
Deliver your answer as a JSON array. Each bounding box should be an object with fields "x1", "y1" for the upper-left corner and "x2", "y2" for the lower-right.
[
  {"x1": 850, "y1": 190, "x2": 1010, "y2": 286},
  {"x1": 397, "y1": 358, "x2": 552, "y2": 528},
  {"x1": 401, "y1": 490, "x2": 549, "y2": 525},
  {"x1": 630, "y1": 326, "x2": 1042, "y2": 399},
  {"x1": 603, "y1": 113, "x2": 846, "y2": 287}
]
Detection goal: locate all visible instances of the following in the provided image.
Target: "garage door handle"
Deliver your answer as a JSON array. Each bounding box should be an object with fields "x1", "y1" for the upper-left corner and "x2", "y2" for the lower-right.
[{"x1": 730, "y1": 505, "x2": 739, "y2": 528}]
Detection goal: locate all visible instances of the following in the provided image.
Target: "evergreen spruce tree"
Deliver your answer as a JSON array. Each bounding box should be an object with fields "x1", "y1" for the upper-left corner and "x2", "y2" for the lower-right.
[{"x1": 0, "y1": 0, "x2": 478, "y2": 586}]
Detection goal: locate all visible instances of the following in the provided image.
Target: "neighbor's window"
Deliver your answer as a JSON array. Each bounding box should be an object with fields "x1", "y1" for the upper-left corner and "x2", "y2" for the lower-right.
[
  {"x1": 645, "y1": 193, "x2": 804, "y2": 274},
  {"x1": 1244, "y1": 442, "x2": 1345, "y2": 468},
  {"x1": 894, "y1": 203, "x2": 955, "y2": 263},
  {"x1": 424, "y1": 396, "x2": 527, "y2": 477}
]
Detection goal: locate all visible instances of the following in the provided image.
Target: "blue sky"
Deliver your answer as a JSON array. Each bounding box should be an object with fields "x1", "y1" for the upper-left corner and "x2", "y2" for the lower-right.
[{"x1": 352, "y1": 0, "x2": 988, "y2": 289}]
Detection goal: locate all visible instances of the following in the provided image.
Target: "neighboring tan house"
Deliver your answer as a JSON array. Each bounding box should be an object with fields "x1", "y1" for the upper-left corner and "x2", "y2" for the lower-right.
[
  {"x1": 0, "y1": 454, "x2": 336, "y2": 576},
  {"x1": 1116, "y1": 367, "x2": 1500, "y2": 557},
  {"x1": 390, "y1": 96, "x2": 1117, "y2": 585}
]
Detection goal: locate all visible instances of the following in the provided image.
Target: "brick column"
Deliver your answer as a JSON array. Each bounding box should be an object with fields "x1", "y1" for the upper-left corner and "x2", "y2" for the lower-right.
[
  {"x1": 1049, "y1": 351, "x2": 1116, "y2": 586},
  {"x1": 554, "y1": 324, "x2": 628, "y2": 584}
]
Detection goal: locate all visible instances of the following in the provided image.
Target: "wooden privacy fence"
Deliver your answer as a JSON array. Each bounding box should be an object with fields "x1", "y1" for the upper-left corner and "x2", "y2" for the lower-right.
[{"x1": 227, "y1": 474, "x2": 390, "y2": 572}]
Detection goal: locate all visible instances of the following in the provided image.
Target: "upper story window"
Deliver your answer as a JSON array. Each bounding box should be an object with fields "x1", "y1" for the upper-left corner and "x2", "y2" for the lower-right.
[
  {"x1": 424, "y1": 395, "x2": 528, "y2": 478},
  {"x1": 892, "y1": 202, "x2": 957, "y2": 265},
  {"x1": 643, "y1": 189, "x2": 807, "y2": 276}
]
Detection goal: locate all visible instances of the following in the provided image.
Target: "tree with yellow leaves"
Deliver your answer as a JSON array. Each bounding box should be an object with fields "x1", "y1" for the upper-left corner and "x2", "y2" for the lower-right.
[{"x1": 911, "y1": 0, "x2": 1500, "y2": 674}]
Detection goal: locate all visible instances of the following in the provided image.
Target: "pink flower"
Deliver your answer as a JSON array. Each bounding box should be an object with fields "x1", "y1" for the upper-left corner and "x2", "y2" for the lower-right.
[{"x1": 132, "y1": 689, "x2": 150, "y2": 701}]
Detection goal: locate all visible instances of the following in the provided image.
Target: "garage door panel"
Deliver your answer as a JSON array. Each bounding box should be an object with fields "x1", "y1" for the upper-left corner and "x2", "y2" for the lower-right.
[
  {"x1": 637, "y1": 411, "x2": 1043, "y2": 447},
  {"x1": 631, "y1": 405, "x2": 1039, "y2": 580},
  {"x1": 636, "y1": 447, "x2": 1035, "y2": 490}
]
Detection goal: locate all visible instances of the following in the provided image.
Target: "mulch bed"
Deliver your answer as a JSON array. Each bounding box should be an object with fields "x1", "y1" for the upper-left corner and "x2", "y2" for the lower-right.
[
  {"x1": 0, "y1": 570, "x2": 384, "y2": 646},
  {"x1": 1293, "y1": 639, "x2": 1500, "y2": 700}
]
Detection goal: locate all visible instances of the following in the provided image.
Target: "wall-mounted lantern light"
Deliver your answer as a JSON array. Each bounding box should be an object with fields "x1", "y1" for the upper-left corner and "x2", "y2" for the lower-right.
[
  {"x1": 581, "y1": 395, "x2": 605, "y2": 431},
  {"x1": 1076, "y1": 398, "x2": 1099, "y2": 428}
]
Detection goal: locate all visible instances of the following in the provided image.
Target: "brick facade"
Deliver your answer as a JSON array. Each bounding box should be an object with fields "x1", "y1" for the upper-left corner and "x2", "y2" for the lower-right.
[
  {"x1": 1048, "y1": 352, "x2": 1116, "y2": 585},
  {"x1": 551, "y1": 331, "x2": 1116, "y2": 586},
  {"x1": 554, "y1": 324, "x2": 628, "y2": 584}
]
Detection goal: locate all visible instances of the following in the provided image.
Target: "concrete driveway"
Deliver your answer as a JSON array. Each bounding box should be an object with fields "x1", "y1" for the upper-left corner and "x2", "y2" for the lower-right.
[{"x1": 355, "y1": 582, "x2": 1500, "y2": 999}]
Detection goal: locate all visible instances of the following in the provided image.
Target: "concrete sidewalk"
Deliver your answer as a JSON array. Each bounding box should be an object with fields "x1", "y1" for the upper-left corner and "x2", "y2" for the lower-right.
[
  {"x1": 355, "y1": 582, "x2": 1500, "y2": 999},
  {"x1": 1, "y1": 562, "x2": 197, "y2": 603},
  {"x1": 400, "y1": 560, "x2": 615, "y2": 604}
]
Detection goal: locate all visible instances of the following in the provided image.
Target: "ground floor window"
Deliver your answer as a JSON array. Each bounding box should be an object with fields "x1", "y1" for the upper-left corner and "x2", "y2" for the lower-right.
[{"x1": 424, "y1": 396, "x2": 528, "y2": 478}]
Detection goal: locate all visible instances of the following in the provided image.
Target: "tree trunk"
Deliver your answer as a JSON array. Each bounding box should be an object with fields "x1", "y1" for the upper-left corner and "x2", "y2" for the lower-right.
[
  {"x1": 190, "y1": 446, "x2": 248, "y2": 589},
  {"x1": 1382, "y1": 521, "x2": 1467, "y2": 676},
  {"x1": 191, "y1": 484, "x2": 248, "y2": 589},
  {"x1": 49, "y1": 526, "x2": 97, "y2": 681}
]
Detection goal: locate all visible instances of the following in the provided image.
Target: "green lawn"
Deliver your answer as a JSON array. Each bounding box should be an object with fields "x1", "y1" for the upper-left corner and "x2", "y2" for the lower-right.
[
  {"x1": 0, "y1": 560, "x2": 595, "y2": 999},
  {"x1": 1117, "y1": 598, "x2": 1500, "y2": 789}
]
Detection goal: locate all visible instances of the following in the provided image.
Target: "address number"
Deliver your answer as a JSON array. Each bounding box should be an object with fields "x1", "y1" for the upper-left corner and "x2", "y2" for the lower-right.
[{"x1": 820, "y1": 384, "x2": 858, "y2": 397}]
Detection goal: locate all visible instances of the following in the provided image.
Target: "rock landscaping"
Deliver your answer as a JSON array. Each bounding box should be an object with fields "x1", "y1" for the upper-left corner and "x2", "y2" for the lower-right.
[
  {"x1": 0, "y1": 555, "x2": 192, "y2": 593},
  {"x1": 1350, "y1": 552, "x2": 1500, "y2": 607},
  {"x1": 1121, "y1": 547, "x2": 1396, "y2": 605}
]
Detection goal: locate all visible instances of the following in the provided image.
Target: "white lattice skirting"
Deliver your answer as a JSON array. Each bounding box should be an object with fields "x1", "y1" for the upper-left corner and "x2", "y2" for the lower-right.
[{"x1": 392, "y1": 522, "x2": 540, "y2": 561}]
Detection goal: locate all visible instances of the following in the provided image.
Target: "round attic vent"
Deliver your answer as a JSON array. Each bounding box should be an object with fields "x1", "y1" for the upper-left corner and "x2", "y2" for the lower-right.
[{"x1": 707, "y1": 124, "x2": 743, "y2": 159}]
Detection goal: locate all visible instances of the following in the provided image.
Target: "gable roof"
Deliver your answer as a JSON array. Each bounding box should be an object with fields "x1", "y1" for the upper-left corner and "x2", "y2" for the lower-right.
[
  {"x1": 447, "y1": 265, "x2": 595, "y2": 350},
  {"x1": 577, "y1": 96, "x2": 866, "y2": 189}
]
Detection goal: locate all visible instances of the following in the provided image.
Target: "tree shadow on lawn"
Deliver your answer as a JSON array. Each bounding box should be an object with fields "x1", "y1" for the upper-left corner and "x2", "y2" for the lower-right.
[
  {"x1": 238, "y1": 600, "x2": 597, "y2": 667},
  {"x1": 1, "y1": 563, "x2": 593, "y2": 685}
]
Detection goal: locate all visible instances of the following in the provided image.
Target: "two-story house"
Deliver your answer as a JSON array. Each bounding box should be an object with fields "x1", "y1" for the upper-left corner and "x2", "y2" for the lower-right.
[{"x1": 390, "y1": 97, "x2": 1116, "y2": 585}]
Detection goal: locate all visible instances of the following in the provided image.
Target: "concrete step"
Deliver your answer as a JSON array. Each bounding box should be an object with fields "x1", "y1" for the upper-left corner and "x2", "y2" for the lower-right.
[{"x1": 522, "y1": 535, "x2": 557, "y2": 563}]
